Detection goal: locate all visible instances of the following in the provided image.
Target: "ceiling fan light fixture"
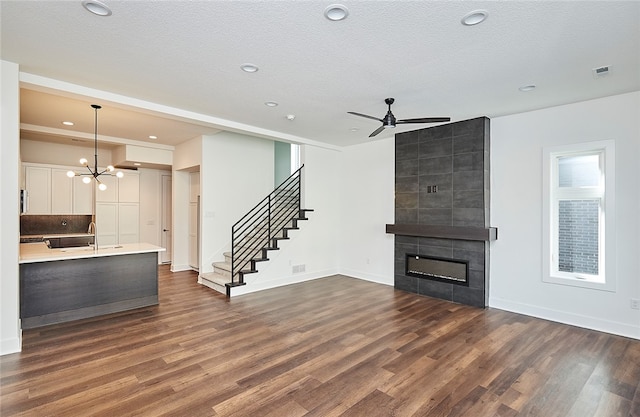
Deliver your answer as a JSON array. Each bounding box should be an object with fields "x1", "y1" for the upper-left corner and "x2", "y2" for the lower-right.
[
  {"x1": 324, "y1": 4, "x2": 349, "y2": 21},
  {"x1": 461, "y1": 10, "x2": 488, "y2": 26},
  {"x1": 82, "y1": 0, "x2": 112, "y2": 16},
  {"x1": 348, "y1": 97, "x2": 450, "y2": 137}
]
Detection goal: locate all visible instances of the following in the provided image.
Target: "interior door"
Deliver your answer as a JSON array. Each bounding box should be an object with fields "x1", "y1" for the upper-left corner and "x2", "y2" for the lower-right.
[{"x1": 161, "y1": 174, "x2": 172, "y2": 264}]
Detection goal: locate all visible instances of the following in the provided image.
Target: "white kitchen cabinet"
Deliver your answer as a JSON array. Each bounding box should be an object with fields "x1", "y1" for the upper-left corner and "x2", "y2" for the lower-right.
[
  {"x1": 24, "y1": 165, "x2": 51, "y2": 214},
  {"x1": 72, "y1": 176, "x2": 93, "y2": 214},
  {"x1": 23, "y1": 163, "x2": 141, "y2": 245},
  {"x1": 95, "y1": 175, "x2": 118, "y2": 202},
  {"x1": 118, "y1": 203, "x2": 140, "y2": 244},
  {"x1": 118, "y1": 173, "x2": 140, "y2": 203},
  {"x1": 96, "y1": 203, "x2": 118, "y2": 246},
  {"x1": 24, "y1": 163, "x2": 95, "y2": 215},
  {"x1": 51, "y1": 169, "x2": 73, "y2": 214}
]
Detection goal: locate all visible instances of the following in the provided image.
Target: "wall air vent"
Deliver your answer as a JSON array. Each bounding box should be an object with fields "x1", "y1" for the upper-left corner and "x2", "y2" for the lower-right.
[{"x1": 592, "y1": 65, "x2": 611, "y2": 79}]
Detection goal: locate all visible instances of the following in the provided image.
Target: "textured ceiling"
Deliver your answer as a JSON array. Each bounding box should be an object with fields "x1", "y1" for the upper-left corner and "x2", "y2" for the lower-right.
[{"x1": 2, "y1": 1, "x2": 639, "y2": 149}]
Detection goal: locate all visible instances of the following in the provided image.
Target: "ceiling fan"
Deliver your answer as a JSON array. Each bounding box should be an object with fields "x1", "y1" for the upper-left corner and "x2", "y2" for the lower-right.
[{"x1": 348, "y1": 98, "x2": 450, "y2": 137}]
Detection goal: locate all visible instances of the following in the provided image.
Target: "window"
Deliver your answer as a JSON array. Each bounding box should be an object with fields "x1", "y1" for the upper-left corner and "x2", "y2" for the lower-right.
[{"x1": 542, "y1": 140, "x2": 615, "y2": 291}]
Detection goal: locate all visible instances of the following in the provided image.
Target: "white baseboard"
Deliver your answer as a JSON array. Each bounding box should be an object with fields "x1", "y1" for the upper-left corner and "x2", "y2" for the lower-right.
[
  {"x1": 490, "y1": 297, "x2": 640, "y2": 340},
  {"x1": 170, "y1": 264, "x2": 193, "y2": 272},
  {"x1": 229, "y1": 268, "x2": 339, "y2": 297},
  {"x1": 1, "y1": 335, "x2": 22, "y2": 355},
  {"x1": 338, "y1": 268, "x2": 394, "y2": 287}
]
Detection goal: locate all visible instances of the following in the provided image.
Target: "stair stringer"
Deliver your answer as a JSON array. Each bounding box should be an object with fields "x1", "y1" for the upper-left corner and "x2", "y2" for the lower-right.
[
  {"x1": 226, "y1": 211, "x2": 336, "y2": 297},
  {"x1": 200, "y1": 211, "x2": 312, "y2": 296}
]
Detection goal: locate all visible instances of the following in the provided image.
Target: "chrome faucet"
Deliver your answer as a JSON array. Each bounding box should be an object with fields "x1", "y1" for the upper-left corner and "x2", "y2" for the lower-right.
[{"x1": 87, "y1": 221, "x2": 98, "y2": 250}]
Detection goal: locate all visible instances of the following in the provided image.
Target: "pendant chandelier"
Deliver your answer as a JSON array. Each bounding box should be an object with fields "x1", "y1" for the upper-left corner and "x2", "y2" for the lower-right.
[{"x1": 66, "y1": 104, "x2": 123, "y2": 190}]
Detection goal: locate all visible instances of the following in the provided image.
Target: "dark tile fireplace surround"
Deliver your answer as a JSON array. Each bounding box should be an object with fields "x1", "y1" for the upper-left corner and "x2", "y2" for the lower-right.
[{"x1": 387, "y1": 117, "x2": 497, "y2": 308}]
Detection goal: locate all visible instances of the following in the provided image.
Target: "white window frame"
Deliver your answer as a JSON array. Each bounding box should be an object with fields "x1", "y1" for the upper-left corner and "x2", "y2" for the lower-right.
[{"x1": 542, "y1": 140, "x2": 616, "y2": 292}]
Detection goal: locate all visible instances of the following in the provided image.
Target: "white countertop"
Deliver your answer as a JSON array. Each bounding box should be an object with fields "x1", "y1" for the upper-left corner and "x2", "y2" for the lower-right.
[{"x1": 20, "y1": 242, "x2": 166, "y2": 264}]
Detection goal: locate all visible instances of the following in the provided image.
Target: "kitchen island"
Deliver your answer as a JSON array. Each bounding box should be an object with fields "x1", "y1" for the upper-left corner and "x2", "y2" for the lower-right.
[{"x1": 19, "y1": 242, "x2": 165, "y2": 329}]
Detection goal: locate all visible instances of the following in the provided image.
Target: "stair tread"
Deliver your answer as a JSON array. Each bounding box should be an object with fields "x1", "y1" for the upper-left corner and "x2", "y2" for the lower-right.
[
  {"x1": 201, "y1": 272, "x2": 231, "y2": 285},
  {"x1": 212, "y1": 261, "x2": 231, "y2": 270}
]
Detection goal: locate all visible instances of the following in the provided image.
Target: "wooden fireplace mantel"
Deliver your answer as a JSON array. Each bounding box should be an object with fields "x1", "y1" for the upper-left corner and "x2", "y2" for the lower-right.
[{"x1": 386, "y1": 224, "x2": 498, "y2": 241}]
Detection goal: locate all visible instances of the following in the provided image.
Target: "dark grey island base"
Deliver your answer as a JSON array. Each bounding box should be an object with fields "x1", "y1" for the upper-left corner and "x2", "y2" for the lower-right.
[{"x1": 20, "y1": 251, "x2": 159, "y2": 329}]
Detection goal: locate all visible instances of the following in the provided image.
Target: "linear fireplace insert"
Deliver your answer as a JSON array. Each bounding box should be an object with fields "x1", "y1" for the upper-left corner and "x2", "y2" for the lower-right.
[{"x1": 406, "y1": 254, "x2": 469, "y2": 287}]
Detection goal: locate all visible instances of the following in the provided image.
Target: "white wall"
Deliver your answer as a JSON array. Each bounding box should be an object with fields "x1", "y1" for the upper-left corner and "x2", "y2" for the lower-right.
[
  {"x1": 338, "y1": 137, "x2": 395, "y2": 286},
  {"x1": 490, "y1": 91, "x2": 640, "y2": 339},
  {"x1": 1, "y1": 60, "x2": 22, "y2": 354},
  {"x1": 20, "y1": 139, "x2": 114, "y2": 167},
  {"x1": 232, "y1": 144, "x2": 341, "y2": 295},
  {"x1": 199, "y1": 131, "x2": 274, "y2": 273}
]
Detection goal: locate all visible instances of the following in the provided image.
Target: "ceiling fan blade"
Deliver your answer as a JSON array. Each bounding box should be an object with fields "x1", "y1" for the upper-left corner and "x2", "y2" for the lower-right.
[
  {"x1": 369, "y1": 125, "x2": 385, "y2": 137},
  {"x1": 396, "y1": 117, "x2": 451, "y2": 124},
  {"x1": 348, "y1": 111, "x2": 383, "y2": 122}
]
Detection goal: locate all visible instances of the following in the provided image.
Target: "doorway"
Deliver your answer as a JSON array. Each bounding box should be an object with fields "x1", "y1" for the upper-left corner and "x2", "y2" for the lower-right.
[{"x1": 161, "y1": 174, "x2": 172, "y2": 263}]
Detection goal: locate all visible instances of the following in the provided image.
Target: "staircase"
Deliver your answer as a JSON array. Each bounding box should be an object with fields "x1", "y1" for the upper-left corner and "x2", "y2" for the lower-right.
[{"x1": 200, "y1": 165, "x2": 313, "y2": 297}]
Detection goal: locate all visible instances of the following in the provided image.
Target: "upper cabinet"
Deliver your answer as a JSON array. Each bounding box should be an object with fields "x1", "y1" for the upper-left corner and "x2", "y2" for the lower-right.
[
  {"x1": 95, "y1": 175, "x2": 118, "y2": 202},
  {"x1": 118, "y1": 173, "x2": 140, "y2": 203},
  {"x1": 95, "y1": 171, "x2": 139, "y2": 203},
  {"x1": 24, "y1": 165, "x2": 51, "y2": 214},
  {"x1": 22, "y1": 163, "x2": 137, "y2": 215},
  {"x1": 51, "y1": 168, "x2": 73, "y2": 214},
  {"x1": 72, "y1": 176, "x2": 93, "y2": 214}
]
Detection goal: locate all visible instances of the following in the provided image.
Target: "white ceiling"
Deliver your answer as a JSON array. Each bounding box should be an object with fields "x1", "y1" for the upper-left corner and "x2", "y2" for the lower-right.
[{"x1": 2, "y1": 1, "x2": 639, "y2": 150}]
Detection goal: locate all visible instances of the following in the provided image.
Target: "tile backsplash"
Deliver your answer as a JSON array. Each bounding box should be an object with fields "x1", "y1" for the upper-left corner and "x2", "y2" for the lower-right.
[{"x1": 20, "y1": 215, "x2": 92, "y2": 235}]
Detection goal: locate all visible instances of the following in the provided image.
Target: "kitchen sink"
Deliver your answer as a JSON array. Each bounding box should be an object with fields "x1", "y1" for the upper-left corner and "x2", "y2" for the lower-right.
[{"x1": 45, "y1": 235, "x2": 95, "y2": 249}]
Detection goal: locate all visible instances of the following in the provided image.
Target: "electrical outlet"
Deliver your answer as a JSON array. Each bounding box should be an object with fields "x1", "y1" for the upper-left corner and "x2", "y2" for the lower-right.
[{"x1": 631, "y1": 299, "x2": 640, "y2": 310}]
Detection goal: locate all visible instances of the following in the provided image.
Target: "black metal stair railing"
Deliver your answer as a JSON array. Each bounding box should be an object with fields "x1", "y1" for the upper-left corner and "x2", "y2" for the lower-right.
[{"x1": 228, "y1": 165, "x2": 308, "y2": 291}]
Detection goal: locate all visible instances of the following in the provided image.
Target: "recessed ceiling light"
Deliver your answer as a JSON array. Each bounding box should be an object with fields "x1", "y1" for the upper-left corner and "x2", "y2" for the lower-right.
[
  {"x1": 62, "y1": 121, "x2": 74, "y2": 126},
  {"x1": 264, "y1": 101, "x2": 279, "y2": 107},
  {"x1": 519, "y1": 84, "x2": 536, "y2": 92},
  {"x1": 240, "y1": 63, "x2": 259, "y2": 73},
  {"x1": 461, "y1": 10, "x2": 488, "y2": 26},
  {"x1": 350, "y1": 128, "x2": 359, "y2": 132},
  {"x1": 324, "y1": 4, "x2": 349, "y2": 21},
  {"x1": 286, "y1": 114, "x2": 296, "y2": 121},
  {"x1": 134, "y1": 163, "x2": 141, "y2": 166},
  {"x1": 82, "y1": 0, "x2": 112, "y2": 16},
  {"x1": 148, "y1": 135, "x2": 158, "y2": 139}
]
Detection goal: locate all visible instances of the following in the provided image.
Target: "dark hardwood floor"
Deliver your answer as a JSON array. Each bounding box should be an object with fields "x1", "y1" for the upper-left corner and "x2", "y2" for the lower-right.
[{"x1": 1, "y1": 265, "x2": 638, "y2": 416}]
